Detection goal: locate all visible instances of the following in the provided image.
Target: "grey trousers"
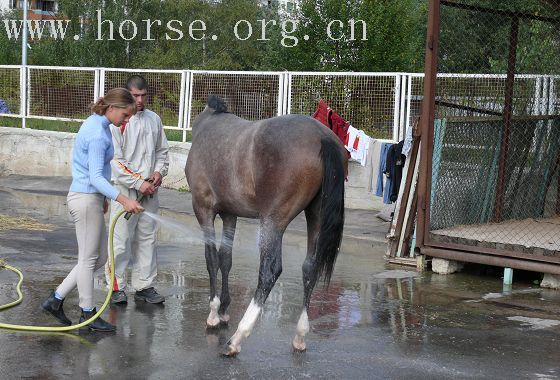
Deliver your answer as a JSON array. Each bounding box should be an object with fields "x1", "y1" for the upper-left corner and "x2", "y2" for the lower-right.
[
  {"x1": 105, "y1": 184, "x2": 159, "y2": 292},
  {"x1": 56, "y1": 192, "x2": 108, "y2": 309}
]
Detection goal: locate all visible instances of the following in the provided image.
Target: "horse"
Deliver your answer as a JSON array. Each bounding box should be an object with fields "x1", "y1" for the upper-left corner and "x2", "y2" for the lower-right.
[{"x1": 185, "y1": 95, "x2": 348, "y2": 356}]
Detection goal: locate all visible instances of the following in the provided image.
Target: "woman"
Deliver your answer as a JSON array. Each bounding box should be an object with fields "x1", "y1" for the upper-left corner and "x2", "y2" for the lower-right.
[{"x1": 41, "y1": 88, "x2": 144, "y2": 332}]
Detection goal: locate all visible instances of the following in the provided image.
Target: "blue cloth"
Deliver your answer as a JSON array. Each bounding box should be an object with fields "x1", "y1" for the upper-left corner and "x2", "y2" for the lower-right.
[
  {"x1": 69, "y1": 113, "x2": 119, "y2": 200},
  {"x1": 375, "y1": 143, "x2": 392, "y2": 204},
  {"x1": 0, "y1": 99, "x2": 10, "y2": 114}
]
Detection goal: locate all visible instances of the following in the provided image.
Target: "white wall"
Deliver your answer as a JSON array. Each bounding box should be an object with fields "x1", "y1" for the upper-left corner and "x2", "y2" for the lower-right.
[{"x1": 0, "y1": 127, "x2": 388, "y2": 210}]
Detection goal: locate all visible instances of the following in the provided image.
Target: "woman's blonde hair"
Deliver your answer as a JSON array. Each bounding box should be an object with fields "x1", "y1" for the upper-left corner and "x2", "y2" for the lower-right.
[{"x1": 91, "y1": 88, "x2": 135, "y2": 115}]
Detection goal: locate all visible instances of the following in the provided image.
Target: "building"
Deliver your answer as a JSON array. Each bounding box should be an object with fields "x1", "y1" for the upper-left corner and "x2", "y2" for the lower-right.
[
  {"x1": 0, "y1": 0, "x2": 58, "y2": 20},
  {"x1": 259, "y1": 0, "x2": 299, "y2": 16}
]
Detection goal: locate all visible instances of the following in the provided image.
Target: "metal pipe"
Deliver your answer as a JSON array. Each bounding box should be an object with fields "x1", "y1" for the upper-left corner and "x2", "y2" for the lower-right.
[
  {"x1": 416, "y1": 0, "x2": 440, "y2": 250},
  {"x1": 421, "y1": 246, "x2": 560, "y2": 275},
  {"x1": 21, "y1": 0, "x2": 28, "y2": 129},
  {"x1": 493, "y1": 16, "x2": 519, "y2": 223}
]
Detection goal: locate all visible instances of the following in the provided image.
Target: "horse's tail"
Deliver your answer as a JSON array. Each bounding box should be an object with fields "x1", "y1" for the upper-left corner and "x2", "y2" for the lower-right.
[{"x1": 314, "y1": 136, "x2": 345, "y2": 285}]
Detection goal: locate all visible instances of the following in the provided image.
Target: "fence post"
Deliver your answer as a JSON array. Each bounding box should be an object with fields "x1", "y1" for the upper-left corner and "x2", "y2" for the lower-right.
[
  {"x1": 399, "y1": 74, "x2": 407, "y2": 141},
  {"x1": 533, "y1": 76, "x2": 542, "y2": 115},
  {"x1": 178, "y1": 70, "x2": 187, "y2": 142},
  {"x1": 20, "y1": 66, "x2": 26, "y2": 128},
  {"x1": 99, "y1": 68, "x2": 106, "y2": 98},
  {"x1": 405, "y1": 74, "x2": 414, "y2": 135},
  {"x1": 548, "y1": 76, "x2": 556, "y2": 115},
  {"x1": 26, "y1": 67, "x2": 30, "y2": 127},
  {"x1": 392, "y1": 74, "x2": 401, "y2": 141},
  {"x1": 183, "y1": 71, "x2": 193, "y2": 138},
  {"x1": 277, "y1": 73, "x2": 284, "y2": 116},
  {"x1": 541, "y1": 76, "x2": 549, "y2": 115},
  {"x1": 283, "y1": 72, "x2": 290, "y2": 115},
  {"x1": 94, "y1": 69, "x2": 100, "y2": 102},
  {"x1": 286, "y1": 73, "x2": 293, "y2": 115}
]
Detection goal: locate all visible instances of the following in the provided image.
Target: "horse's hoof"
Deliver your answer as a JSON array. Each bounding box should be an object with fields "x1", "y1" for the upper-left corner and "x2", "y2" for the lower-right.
[
  {"x1": 206, "y1": 322, "x2": 221, "y2": 330},
  {"x1": 219, "y1": 314, "x2": 230, "y2": 325},
  {"x1": 292, "y1": 337, "x2": 306, "y2": 352},
  {"x1": 221, "y1": 344, "x2": 239, "y2": 357},
  {"x1": 206, "y1": 316, "x2": 221, "y2": 329}
]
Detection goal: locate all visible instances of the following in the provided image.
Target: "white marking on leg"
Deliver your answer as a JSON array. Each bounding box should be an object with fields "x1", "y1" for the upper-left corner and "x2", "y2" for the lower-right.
[
  {"x1": 227, "y1": 299, "x2": 261, "y2": 353},
  {"x1": 292, "y1": 310, "x2": 309, "y2": 351},
  {"x1": 207, "y1": 296, "x2": 221, "y2": 327}
]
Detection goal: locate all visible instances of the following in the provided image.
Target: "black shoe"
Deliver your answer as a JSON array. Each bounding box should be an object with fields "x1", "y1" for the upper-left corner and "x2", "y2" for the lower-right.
[
  {"x1": 134, "y1": 287, "x2": 165, "y2": 304},
  {"x1": 41, "y1": 291, "x2": 72, "y2": 326},
  {"x1": 79, "y1": 308, "x2": 116, "y2": 332},
  {"x1": 110, "y1": 290, "x2": 128, "y2": 304}
]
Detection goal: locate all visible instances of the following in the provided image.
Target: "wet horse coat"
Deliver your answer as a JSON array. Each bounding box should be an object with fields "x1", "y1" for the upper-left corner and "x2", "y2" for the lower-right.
[{"x1": 185, "y1": 96, "x2": 347, "y2": 356}]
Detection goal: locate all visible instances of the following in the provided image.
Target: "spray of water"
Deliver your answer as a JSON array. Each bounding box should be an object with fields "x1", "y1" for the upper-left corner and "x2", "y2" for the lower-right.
[{"x1": 143, "y1": 211, "x2": 234, "y2": 250}]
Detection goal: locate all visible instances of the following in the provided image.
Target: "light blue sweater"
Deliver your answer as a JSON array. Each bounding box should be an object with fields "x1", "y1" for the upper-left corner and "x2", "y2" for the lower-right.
[{"x1": 69, "y1": 113, "x2": 120, "y2": 200}]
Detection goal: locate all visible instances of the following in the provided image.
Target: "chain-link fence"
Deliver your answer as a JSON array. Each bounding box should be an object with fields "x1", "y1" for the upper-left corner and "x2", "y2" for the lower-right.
[
  {"x1": 289, "y1": 73, "x2": 403, "y2": 140},
  {"x1": 426, "y1": 0, "x2": 560, "y2": 263},
  {"x1": 2, "y1": 64, "x2": 559, "y2": 146},
  {"x1": 187, "y1": 71, "x2": 282, "y2": 129},
  {"x1": 0, "y1": 66, "x2": 20, "y2": 116},
  {"x1": 28, "y1": 67, "x2": 96, "y2": 121},
  {"x1": 103, "y1": 69, "x2": 184, "y2": 130}
]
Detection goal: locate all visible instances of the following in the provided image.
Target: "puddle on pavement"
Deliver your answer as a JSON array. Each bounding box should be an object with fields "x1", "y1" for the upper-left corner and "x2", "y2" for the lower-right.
[{"x1": 1, "y1": 188, "x2": 560, "y2": 377}]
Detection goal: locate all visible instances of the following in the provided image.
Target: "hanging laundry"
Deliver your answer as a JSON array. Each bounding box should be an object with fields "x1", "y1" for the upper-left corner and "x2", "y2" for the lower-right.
[
  {"x1": 376, "y1": 142, "x2": 393, "y2": 204},
  {"x1": 345, "y1": 126, "x2": 371, "y2": 166},
  {"x1": 384, "y1": 141, "x2": 406, "y2": 203},
  {"x1": 312, "y1": 99, "x2": 350, "y2": 146},
  {"x1": 312, "y1": 99, "x2": 331, "y2": 128},
  {"x1": 329, "y1": 110, "x2": 350, "y2": 144}
]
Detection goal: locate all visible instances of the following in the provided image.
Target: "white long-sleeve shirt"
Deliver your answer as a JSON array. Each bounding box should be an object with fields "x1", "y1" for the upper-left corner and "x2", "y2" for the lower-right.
[{"x1": 110, "y1": 109, "x2": 169, "y2": 190}]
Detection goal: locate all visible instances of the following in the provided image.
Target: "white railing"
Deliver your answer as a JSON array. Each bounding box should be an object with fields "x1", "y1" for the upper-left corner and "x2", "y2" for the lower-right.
[{"x1": 0, "y1": 65, "x2": 558, "y2": 142}]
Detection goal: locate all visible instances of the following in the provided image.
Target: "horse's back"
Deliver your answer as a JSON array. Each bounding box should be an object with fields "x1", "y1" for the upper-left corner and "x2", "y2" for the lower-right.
[{"x1": 187, "y1": 112, "x2": 346, "y2": 219}]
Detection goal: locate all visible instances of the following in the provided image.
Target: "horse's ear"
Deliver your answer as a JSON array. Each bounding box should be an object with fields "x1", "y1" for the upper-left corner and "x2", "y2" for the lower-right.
[{"x1": 207, "y1": 95, "x2": 228, "y2": 114}]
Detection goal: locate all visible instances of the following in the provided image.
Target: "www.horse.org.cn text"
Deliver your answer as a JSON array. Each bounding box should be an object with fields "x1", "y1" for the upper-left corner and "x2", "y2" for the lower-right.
[{"x1": 2, "y1": 12, "x2": 368, "y2": 48}]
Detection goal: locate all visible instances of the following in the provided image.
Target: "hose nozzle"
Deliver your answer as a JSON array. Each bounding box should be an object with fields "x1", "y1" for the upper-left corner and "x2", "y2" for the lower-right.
[{"x1": 124, "y1": 193, "x2": 145, "y2": 220}]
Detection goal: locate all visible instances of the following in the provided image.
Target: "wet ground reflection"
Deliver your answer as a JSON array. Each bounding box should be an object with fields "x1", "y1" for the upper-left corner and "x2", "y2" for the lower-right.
[{"x1": 1, "y1": 185, "x2": 560, "y2": 378}]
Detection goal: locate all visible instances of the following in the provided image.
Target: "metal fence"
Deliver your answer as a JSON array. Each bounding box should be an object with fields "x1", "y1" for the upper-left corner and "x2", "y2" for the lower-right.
[{"x1": 0, "y1": 65, "x2": 559, "y2": 144}]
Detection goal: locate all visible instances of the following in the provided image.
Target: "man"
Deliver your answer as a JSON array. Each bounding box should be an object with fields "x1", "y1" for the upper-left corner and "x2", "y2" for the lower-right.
[{"x1": 106, "y1": 75, "x2": 169, "y2": 304}]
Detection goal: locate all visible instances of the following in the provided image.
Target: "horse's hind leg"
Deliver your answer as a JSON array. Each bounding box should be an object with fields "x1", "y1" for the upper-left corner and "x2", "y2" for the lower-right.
[
  {"x1": 194, "y1": 206, "x2": 221, "y2": 328},
  {"x1": 217, "y1": 213, "x2": 237, "y2": 325},
  {"x1": 223, "y1": 220, "x2": 284, "y2": 357},
  {"x1": 293, "y1": 197, "x2": 321, "y2": 352}
]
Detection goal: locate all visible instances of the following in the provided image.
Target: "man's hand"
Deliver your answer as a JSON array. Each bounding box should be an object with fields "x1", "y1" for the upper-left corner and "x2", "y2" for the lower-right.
[
  {"x1": 139, "y1": 180, "x2": 156, "y2": 195},
  {"x1": 150, "y1": 172, "x2": 163, "y2": 188}
]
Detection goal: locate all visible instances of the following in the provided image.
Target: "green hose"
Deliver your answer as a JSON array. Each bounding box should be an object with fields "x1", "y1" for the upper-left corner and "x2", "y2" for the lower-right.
[{"x1": 0, "y1": 209, "x2": 126, "y2": 331}]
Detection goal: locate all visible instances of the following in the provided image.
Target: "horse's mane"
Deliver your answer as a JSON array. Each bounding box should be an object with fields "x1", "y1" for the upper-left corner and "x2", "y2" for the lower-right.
[{"x1": 207, "y1": 95, "x2": 228, "y2": 114}]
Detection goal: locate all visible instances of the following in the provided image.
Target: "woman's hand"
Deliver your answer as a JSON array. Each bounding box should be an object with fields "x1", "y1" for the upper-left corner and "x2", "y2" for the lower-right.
[{"x1": 116, "y1": 194, "x2": 145, "y2": 214}]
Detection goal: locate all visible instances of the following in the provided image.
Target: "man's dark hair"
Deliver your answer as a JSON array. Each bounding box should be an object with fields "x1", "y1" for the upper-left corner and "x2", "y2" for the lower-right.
[{"x1": 126, "y1": 75, "x2": 148, "y2": 91}]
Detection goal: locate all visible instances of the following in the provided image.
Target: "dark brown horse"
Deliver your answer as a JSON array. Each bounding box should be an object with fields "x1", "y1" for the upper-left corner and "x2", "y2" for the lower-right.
[{"x1": 185, "y1": 96, "x2": 347, "y2": 356}]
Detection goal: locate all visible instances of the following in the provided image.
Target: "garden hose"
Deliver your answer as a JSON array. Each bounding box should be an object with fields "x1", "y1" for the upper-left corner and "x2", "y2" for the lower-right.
[{"x1": 0, "y1": 209, "x2": 126, "y2": 332}]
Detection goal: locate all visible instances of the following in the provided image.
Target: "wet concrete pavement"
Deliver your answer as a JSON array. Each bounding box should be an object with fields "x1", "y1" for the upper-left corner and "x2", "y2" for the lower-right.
[{"x1": 0, "y1": 175, "x2": 560, "y2": 379}]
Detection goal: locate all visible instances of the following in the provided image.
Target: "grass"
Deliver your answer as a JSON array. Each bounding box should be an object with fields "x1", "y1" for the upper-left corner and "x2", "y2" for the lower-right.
[{"x1": 0, "y1": 117, "x2": 191, "y2": 142}]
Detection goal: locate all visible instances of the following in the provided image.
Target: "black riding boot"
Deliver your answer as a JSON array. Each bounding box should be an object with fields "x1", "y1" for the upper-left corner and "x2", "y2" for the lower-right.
[
  {"x1": 79, "y1": 308, "x2": 116, "y2": 332},
  {"x1": 41, "y1": 291, "x2": 72, "y2": 326}
]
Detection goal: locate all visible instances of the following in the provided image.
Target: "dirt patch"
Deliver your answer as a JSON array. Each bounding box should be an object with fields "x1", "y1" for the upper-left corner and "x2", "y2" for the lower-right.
[{"x1": 0, "y1": 214, "x2": 54, "y2": 231}]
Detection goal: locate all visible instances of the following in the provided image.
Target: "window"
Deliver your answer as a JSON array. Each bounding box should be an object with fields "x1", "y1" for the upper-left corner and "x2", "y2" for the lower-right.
[
  {"x1": 18, "y1": 0, "x2": 31, "y2": 9},
  {"x1": 9, "y1": 0, "x2": 18, "y2": 9},
  {"x1": 286, "y1": 1, "x2": 295, "y2": 12},
  {"x1": 42, "y1": 1, "x2": 55, "y2": 11}
]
